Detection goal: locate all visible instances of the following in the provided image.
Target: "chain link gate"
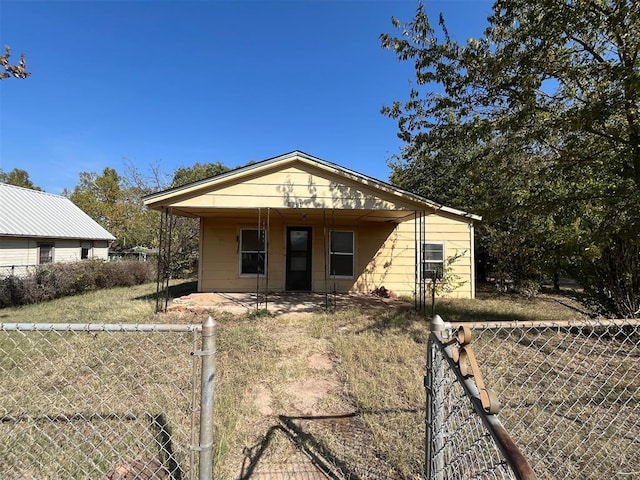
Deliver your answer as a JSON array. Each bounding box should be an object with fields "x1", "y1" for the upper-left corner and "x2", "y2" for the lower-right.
[
  {"x1": 0, "y1": 319, "x2": 216, "y2": 480},
  {"x1": 425, "y1": 315, "x2": 535, "y2": 480},
  {"x1": 426, "y1": 315, "x2": 640, "y2": 480}
]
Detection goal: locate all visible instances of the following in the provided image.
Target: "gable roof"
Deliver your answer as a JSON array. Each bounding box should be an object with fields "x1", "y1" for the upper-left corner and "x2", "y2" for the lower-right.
[
  {"x1": 144, "y1": 151, "x2": 481, "y2": 222},
  {"x1": 0, "y1": 183, "x2": 115, "y2": 240}
]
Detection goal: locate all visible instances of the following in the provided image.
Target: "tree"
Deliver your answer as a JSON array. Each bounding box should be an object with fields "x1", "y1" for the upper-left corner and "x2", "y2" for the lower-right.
[
  {"x1": 121, "y1": 160, "x2": 230, "y2": 277},
  {"x1": 0, "y1": 168, "x2": 42, "y2": 190},
  {"x1": 68, "y1": 161, "x2": 231, "y2": 277},
  {"x1": 382, "y1": 0, "x2": 640, "y2": 317},
  {"x1": 1, "y1": 45, "x2": 29, "y2": 80},
  {"x1": 69, "y1": 168, "x2": 131, "y2": 248},
  {"x1": 164, "y1": 162, "x2": 230, "y2": 276},
  {"x1": 171, "y1": 162, "x2": 229, "y2": 188}
]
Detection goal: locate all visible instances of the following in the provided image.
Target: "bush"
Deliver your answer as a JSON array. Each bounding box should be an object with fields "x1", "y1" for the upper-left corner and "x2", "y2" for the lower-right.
[
  {"x1": 0, "y1": 275, "x2": 26, "y2": 308},
  {"x1": 0, "y1": 260, "x2": 155, "y2": 308}
]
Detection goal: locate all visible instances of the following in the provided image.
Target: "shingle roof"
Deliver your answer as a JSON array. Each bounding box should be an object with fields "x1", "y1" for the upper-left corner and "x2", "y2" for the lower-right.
[{"x1": 0, "y1": 183, "x2": 115, "y2": 240}]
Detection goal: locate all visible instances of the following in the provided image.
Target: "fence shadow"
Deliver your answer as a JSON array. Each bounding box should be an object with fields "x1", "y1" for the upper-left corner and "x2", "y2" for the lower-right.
[
  {"x1": 134, "y1": 281, "x2": 198, "y2": 302},
  {"x1": 239, "y1": 409, "x2": 424, "y2": 479},
  {"x1": 239, "y1": 413, "x2": 359, "y2": 480}
]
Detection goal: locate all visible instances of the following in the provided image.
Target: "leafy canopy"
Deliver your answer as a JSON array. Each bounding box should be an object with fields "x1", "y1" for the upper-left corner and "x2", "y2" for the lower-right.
[{"x1": 382, "y1": 0, "x2": 640, "y2": 317}]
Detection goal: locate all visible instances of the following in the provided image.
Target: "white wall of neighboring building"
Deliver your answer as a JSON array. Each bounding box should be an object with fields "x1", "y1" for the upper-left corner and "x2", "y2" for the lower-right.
[{"x1": 0, "y1": 237, "x2": 111, "y2": 269}]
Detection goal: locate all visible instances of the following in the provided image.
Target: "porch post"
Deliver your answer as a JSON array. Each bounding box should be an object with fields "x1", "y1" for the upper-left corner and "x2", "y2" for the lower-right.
[
  {"x1": 266, "y1": 207, "x2": 270, "y2": 311},
  {"x1": 155, "y1": 207, "x2": 173, "y2": 314},
  {"x1": 331, "y1": 208, "x2": 336, "y2": 307},
  {"x1": 421, "y1": 210, "x2": 425, "y2": 313},
  {"x1": 414, "y1": 210, "x2": 418, "y2": 312},
  {"x1": 323, "y1": 208, "x2": 328, "y2": 310},
  {"x1": 256, "y1": 207, "x2": 261, "y2": 312}
]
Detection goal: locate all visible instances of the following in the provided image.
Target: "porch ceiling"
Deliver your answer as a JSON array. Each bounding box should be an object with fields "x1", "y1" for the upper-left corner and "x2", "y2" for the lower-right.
[{"x1": 164, "y1": 206, "x2": 423, "y2": 223}]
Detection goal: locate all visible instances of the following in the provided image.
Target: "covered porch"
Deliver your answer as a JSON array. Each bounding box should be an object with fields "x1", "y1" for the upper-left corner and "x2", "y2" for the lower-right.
[{"x1": 154, "y1": 205, "x2": 432, "y2": 313}]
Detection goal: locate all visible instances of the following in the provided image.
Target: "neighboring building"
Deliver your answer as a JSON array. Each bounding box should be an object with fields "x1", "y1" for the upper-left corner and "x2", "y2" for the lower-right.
[
  {"x1": 144, "y1": 151, "x2": 481, "y2": 299},
  {"x1": 0, "y1": 183, "x2": 115, "y2": 273}
]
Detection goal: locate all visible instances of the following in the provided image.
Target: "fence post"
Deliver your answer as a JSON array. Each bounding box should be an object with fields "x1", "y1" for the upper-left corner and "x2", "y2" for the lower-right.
[
  {"x1": 426, "y1": 314, "x2": 448, "y2": 480},
  {"x1": 198, "y1": 316, "x2": 216, "y2": 480},
  {"x1": 425, "y1": 333, "x2": 434, "y2": 479}
]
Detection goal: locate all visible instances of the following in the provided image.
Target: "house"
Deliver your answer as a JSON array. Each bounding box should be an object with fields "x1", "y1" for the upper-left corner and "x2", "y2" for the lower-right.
[
  {"x1": 143, "y1": 151, "x2": 481, "y2": 300},
  {"x1": 0, "y1": 183, "x2": 115, "y2": 274}
]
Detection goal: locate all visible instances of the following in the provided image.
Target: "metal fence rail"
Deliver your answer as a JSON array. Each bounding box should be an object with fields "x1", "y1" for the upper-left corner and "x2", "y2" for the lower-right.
[
  {"x1": 466, "y1": 319, "x2": 640, "y2": 480},
  {"x1": 0, "y1": 321, "x2": 214, "y2": 480}
]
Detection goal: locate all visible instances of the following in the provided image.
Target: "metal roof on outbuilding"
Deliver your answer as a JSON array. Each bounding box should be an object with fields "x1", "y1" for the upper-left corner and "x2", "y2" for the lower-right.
[{"x1": 0, "y1": 183, "x2": 115, "y2": 240}]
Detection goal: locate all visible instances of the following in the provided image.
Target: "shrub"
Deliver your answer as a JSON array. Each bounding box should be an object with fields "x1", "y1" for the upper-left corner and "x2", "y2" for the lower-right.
[
  {"x1": 0, "y1": 275, "x2": 26, "y2": 308},
  {"x1": 0, "y1": 260, "x2": 155, "y2": 308}
]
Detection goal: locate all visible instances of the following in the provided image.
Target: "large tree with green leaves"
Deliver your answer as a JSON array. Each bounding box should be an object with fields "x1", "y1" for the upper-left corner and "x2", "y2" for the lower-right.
[
  {"x1": 69, "y1": 161, "x2": 230, "y2": 277},
  {"x1": 69, "y1": 168, "x2": 135, "y2": 248},
  {"x1": 382, "y1": 0, "x2": 640, "y2": 317},
  {"x1": 163, "y1": 162, "x2": 230, "y2": 276}
]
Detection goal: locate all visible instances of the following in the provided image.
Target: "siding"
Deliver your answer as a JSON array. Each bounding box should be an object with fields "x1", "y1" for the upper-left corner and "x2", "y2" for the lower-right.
[
  {"x1": 0, "y1": 237, "x2": 38, "y2": 266},
  {"x1": 372, "y1": 215, "x2": 474, "y2": 299},
  {"x1": 172, "y1": 165, "x2": 418, "y2": 211},
  {"x1": 0, "y1": 237, "x2": 111, "y2": 267}
]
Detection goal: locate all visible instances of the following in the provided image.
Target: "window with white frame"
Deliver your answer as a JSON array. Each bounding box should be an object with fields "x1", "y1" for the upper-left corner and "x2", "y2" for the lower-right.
[
  {"x1": 39, "y1": 244, "x2": 54, "y2": 264},
  {"x1": 421, "y1": 242, "x2": 444, "y2": 280},
  {"x1": 240, "y1": 229, "x2": 266, "y2": 275},
  {"x1": 330, "y1": 230, "x2": 354, "y2": 277}
]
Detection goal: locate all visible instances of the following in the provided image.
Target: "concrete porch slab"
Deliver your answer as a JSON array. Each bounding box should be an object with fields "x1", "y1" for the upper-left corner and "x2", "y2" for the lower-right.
[{"x1": 168, "y1": 292, "x2": 414, "y2": 316}]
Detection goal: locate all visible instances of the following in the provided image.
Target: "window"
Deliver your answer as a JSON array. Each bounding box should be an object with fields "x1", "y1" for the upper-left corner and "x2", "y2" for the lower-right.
[
  {"x1": 81, "y1": 247, "x2": 91, "y2": 259},
  {"x1": 330, "y1": 231, "x2": 354, "y2": 277},
  {"x1": 422, "y1": 242, "x2": 444, "y2": 280},
  {"x1": 39, "y1": 244, "x2": 54, "y2": 264},
  {"x1": 240, "y1": 229, "x2": 266, "y2": 275}
]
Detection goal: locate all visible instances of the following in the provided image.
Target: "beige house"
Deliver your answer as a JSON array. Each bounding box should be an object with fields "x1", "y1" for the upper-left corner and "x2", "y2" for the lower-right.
[
  {"x1": 0, "y1": 183, "x2": 114, "y2": 275},
  {"x1": 144, "y1": 151, "x2": 481, "y2": 300}
]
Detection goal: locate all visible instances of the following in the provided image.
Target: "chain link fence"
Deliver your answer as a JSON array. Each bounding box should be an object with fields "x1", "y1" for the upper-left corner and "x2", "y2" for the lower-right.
[
  {"x1": 0, "y1": 322, "x2": 209, "y2": 480},
  {"x1": 0, "y1": 265, "x2": 35, "y2": 278},
  {"x1": 466, "y1": 319, "x2": 640, "y2": 480},
  {"x1": 3, "y1": 315, "x2": 638, "y2": 479}
]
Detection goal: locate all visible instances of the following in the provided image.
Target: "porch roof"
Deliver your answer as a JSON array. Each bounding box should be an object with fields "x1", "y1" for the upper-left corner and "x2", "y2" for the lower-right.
[{"x1": 143, "y1": 151, "x2": 481, "y2": 223}]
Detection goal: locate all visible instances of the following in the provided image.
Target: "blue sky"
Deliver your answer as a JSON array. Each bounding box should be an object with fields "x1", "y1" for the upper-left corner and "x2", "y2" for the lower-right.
[{"x1": 0, "y1": 0, "x2": 493, "y2": 194}]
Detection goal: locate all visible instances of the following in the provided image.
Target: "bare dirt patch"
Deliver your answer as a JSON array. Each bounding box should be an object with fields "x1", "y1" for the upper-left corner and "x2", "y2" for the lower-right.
[{"x1": 307, "y1": 352, "x2": 334, "y2": 371}]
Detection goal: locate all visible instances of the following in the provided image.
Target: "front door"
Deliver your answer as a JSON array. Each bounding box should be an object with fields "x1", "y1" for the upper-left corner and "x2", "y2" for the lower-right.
[{"x1": 286, "y1": 227, "x2": 312, "y2": 291}]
